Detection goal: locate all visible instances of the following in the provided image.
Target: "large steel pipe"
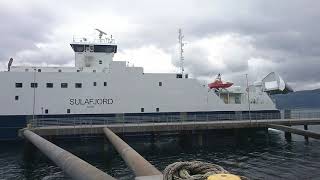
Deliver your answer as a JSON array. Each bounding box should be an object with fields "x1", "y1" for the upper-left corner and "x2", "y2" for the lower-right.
[
  {"x1": 268, "y1": 124, "x2": 320, "y2": 139},
  {"x1": 23, "y1": 130, "x2": 116, "y2": 180},
  {"x1": 103, "y1": 128, "x2": 162, "y2": 177}
]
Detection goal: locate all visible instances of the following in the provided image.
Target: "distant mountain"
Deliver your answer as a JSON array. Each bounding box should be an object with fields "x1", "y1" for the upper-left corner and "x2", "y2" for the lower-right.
[{"x1": 271, "y1": 89, "x2": 320, "y2": 109}]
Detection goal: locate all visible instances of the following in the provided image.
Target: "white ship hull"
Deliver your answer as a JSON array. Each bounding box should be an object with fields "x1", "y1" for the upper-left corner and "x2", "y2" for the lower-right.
[
  {"x1": 0, "y1": 64, "x2": 276, "y2": 116},
  {"x1": 0, "y1": 33, "x2": 278, "y2": 140}
]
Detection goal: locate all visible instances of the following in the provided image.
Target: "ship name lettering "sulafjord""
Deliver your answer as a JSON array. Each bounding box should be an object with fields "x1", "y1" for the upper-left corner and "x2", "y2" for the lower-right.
[{"x1": 69, "y1": 98, "x2": 113, "y2": 105}]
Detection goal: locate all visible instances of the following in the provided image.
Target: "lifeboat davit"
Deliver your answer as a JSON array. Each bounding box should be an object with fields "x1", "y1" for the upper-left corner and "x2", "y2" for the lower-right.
[{"x1": 208, "y1": 74, "x2": 233, "y2": 89}]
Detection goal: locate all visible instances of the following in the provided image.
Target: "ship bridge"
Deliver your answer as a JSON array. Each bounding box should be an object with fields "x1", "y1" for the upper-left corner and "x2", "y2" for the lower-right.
[
  {"x1": 9, "y1": 29, "x2": 118, "y2": 73},
  {"x1": 71, "y1": 33, "x2": 117, "y2": 72}
]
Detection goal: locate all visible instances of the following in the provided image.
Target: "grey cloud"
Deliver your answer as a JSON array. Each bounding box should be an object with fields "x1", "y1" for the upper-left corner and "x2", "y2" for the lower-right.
[
  {"x1": 174, "y1": 47, "x2": 217, "y2": 77},
  {"x1": 0, "y1": 0, "x2": 319, "y2": 90},
  {"x1": 175, "y1": 1, "x2": 320, "y2": 89},
  {"x1": 0, "y1": 1, "x2": 58, "y2": 63}
]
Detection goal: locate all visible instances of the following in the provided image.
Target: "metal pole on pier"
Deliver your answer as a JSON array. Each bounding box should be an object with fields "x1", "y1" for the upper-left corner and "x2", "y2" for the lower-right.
[
  {"x1": 32, "y1": 68, "x2": 36, "y2": 124},
  {"x1": 23, "y1": 130, "x2": 116, "y2": 180},
  {"x1": 245, "y1": 74, "x2": 251, "y2": 123},
  {"x1": 103, "y1": 128, "x2": 162, "y2": 178}
]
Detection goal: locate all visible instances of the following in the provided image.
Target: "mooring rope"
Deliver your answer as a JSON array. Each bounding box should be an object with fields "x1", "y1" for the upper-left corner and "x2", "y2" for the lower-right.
[{"x1": 163, "y1": 161, "x2": 248, "y2": 180}]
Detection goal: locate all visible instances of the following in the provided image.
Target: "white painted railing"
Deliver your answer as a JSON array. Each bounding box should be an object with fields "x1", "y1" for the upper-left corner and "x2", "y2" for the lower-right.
[{"x1": 28, "y1": 110, "x2": 320, "y2": 128}]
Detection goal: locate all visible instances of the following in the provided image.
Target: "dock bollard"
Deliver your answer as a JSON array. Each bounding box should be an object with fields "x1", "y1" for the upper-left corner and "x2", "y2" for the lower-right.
[
  {"x1": 103, "y1": 127, "x2": 162, "y2": 178},
  {"x1": 23, "y1": 130, "x2": 116, "y2": 180}
]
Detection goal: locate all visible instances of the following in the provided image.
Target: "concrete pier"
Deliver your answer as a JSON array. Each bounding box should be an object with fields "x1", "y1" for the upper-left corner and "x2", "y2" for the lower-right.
[
  {"x1": 103, "y1": 128, "x2": 162, "y2": 179},
  {"x1": 26, "y1": 118, "x2": 320, "y2": 137},
  {"x1": 22, "y1": 130, "x2": 115, "y2": 180},
  {"x1": 268, "y1": 124, "x2": 320, "y2": 140}
]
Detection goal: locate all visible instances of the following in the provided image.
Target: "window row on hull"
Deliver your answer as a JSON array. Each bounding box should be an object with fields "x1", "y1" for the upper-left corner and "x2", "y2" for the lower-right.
[
  {"x1": 15, "y1": 81, "x2": 166, "y2": 88},
  {"x1": 15, "y1": 82, "x2": 108, "y2": 88}
]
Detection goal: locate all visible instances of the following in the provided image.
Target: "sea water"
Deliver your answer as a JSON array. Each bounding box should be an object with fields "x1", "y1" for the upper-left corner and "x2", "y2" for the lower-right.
[{"x1": 1, "y1": 125, "x2": 320, "y2": 180}]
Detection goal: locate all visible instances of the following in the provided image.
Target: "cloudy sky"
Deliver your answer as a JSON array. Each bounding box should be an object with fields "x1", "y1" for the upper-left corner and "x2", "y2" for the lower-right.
[{"x1": 1, "y1": 0, "x2": 319, "y2": 90}]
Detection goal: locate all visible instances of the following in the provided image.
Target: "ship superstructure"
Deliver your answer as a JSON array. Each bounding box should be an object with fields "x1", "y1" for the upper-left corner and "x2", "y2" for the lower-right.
[{"x1": 0, "y1": 30, "x2": 280, "y2": 139}]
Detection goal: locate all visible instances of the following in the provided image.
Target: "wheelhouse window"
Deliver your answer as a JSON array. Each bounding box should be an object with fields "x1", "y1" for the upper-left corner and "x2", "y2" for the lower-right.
[
  {"x1": 15, "y1": 83, "x2": 23, "y2": 88},
  {"x1": 94, "y1": 45, "x2": 117, "y2": 53},
  {"x1": 46, "y1": 83, "x2": 53, "y2": 88},
  {"x1": 75, "y1": 83, "x2": 82, "y2": 88},
  {"x1": 71, "y1": 44, "x2": 85, "y2": 52},
  {"x1": 89, "y1": 45, "x2": 94, "y2": 52},
  {"x1": 31, "y1": 83, "x2": 38, "y2": 88},
  {"x1": 61, "y1": 83, "x2": 68, "y2": 88}
]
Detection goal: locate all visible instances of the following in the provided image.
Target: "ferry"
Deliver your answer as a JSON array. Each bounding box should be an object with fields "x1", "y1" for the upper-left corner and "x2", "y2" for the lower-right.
[{"x1": 0, "y1": 29, "x2": 290, "y2": 140}]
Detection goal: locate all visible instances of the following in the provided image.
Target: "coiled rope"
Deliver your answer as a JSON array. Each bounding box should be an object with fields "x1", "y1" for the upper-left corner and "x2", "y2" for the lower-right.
[{"x1": 163, "y1": 161, "x2": 248, "y2": 180}]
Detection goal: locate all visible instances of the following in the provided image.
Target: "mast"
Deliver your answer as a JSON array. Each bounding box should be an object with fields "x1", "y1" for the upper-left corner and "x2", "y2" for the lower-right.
[
  {"x1": 246, "y1": 74, "x2": 251, "y2": 121},
  {"x1": 178, "y1": 28, "x2": 185, "y2": 76},
  {"x1": 32, "y1": 68, "x2": 36, "y2": 122}
]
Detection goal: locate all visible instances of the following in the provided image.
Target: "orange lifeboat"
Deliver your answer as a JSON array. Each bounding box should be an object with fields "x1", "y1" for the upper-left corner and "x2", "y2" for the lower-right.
[{"x1": 208, "y1": 74, "x2": 233, "y2": 89}]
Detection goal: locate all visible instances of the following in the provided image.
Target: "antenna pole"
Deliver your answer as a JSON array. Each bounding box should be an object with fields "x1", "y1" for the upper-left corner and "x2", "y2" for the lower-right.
[
  {"x1": 246, "y1": 74, "x2": 251, "y2": 123},
  {"x1": 32, "y1": 68, "x2": 36, "y2": 124},
  {"x1": 178, "y1": 28, "x2": 184, "y2": 76}
]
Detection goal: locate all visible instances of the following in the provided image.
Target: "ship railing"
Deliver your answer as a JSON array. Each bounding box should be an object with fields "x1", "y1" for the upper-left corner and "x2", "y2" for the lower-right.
[
  {"x1": 28, "y1": 110, "x2": 320, "y2": 128},
  {"x1": 72, "y1": 37, "x2": 115, "y2": 44}
]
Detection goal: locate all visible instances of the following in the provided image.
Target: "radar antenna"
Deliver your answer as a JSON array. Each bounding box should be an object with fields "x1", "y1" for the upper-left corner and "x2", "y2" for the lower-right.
[
  {"x1": 178, "y1": 28, "x2": 185, "y2": 76},
  {"x1": 95, "y1": 28, "x2": 107, "y2": 40}
]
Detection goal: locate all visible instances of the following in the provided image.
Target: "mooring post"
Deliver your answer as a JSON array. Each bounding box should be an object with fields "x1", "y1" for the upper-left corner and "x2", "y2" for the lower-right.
[
  {"x1": 22, "y1": 129, "x2": 116, "y2": 180},
  {"x1": 103, "y1": 128, "x2": 162, "y2": 179},
  {"x1": 197, "y1": 133, "x2": 203, "y2": 146},
  {"x1": 284, "y1": 124, "x2": 292, "y2": 141},
  {"x1": 304, "y1": 124, "x2": 309, "y2": 141},
  {"x1": 285, "y1": 132, "x2": 292, "y2": 141},
  {"x1": 264, "y1": 128, "x2": 269, "y2": 143},
  {"x1": 151, "y1": 133, "x2": 156, "y2": 144}
]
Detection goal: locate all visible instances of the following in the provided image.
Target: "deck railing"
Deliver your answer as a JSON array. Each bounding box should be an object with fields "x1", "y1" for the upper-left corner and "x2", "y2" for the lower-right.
[{"x1": 28, "y1": 109, "x2": 320, "y2": 128}]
